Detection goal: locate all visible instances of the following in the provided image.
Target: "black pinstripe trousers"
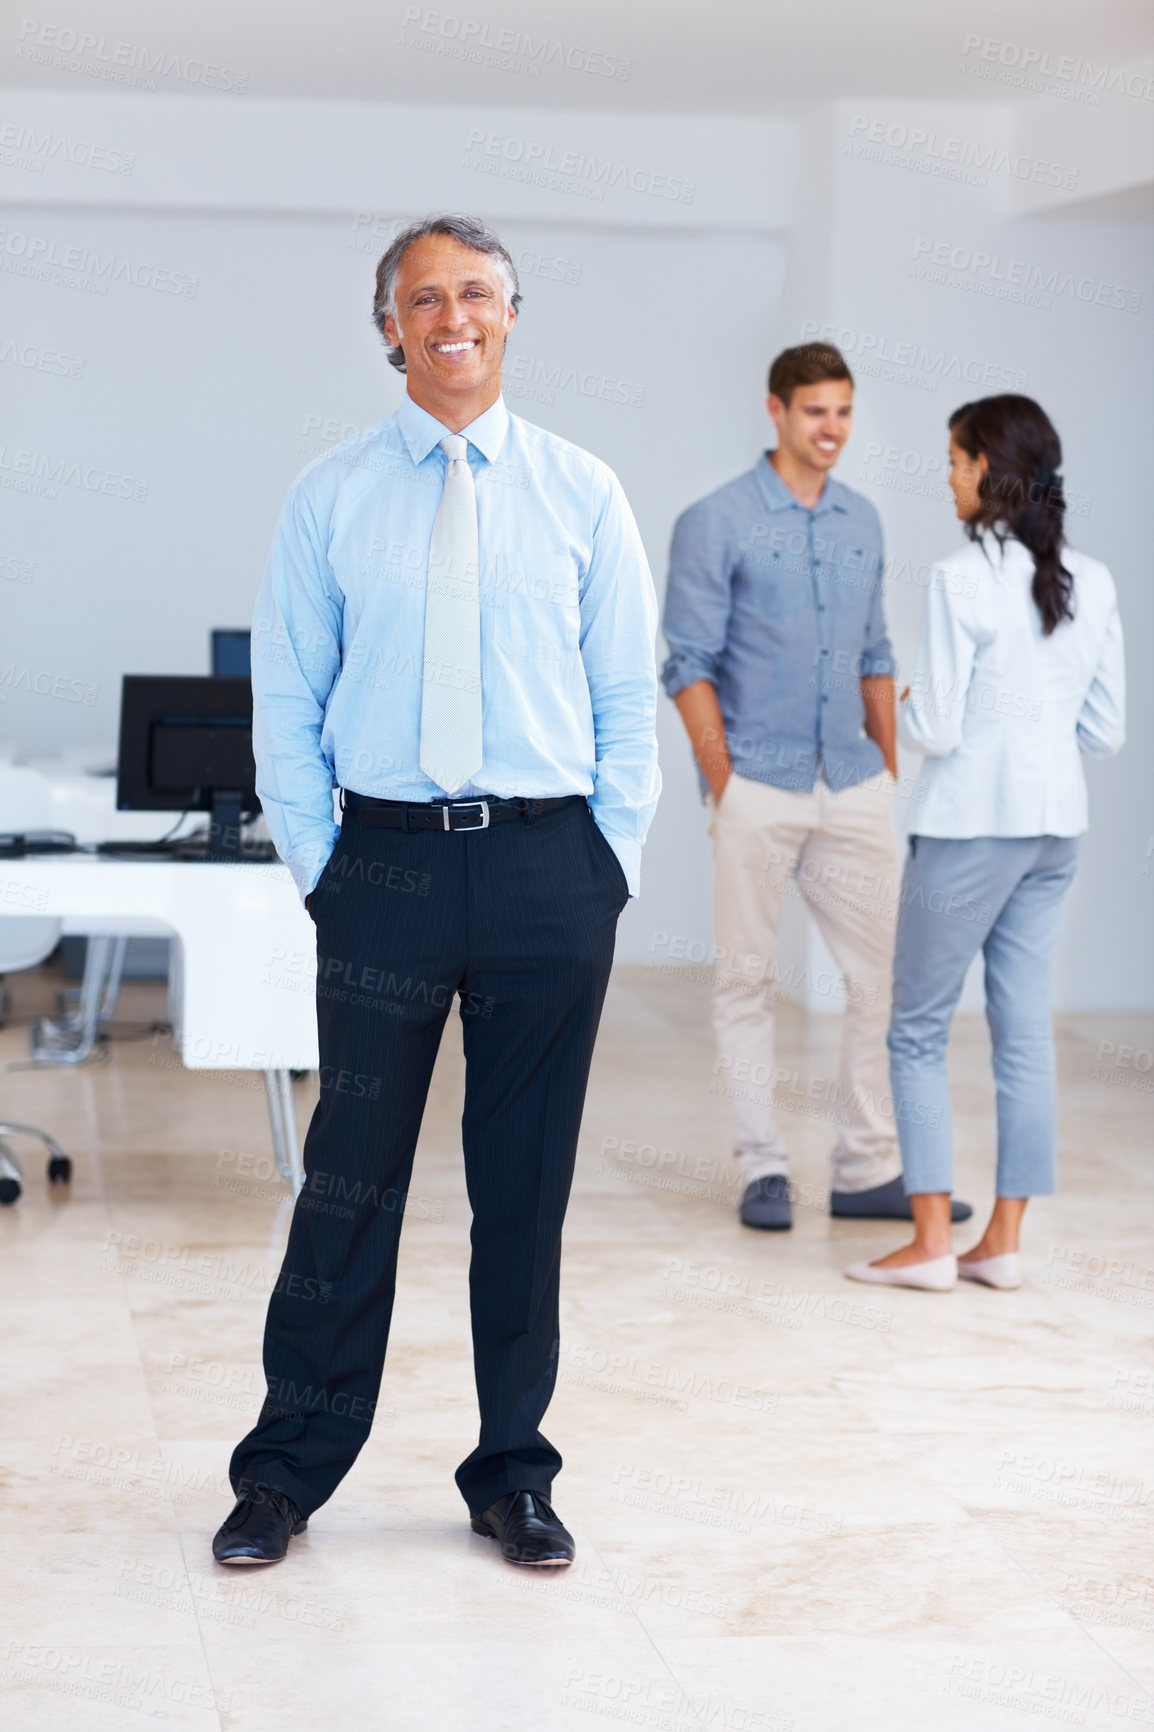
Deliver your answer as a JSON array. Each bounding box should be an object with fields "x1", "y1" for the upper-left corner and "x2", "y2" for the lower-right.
[{"x1": 229, "y1": 794, "x2": 627, "y2": 1518}]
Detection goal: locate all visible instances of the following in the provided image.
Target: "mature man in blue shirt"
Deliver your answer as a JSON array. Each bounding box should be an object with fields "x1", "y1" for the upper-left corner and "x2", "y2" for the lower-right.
[
  {"x1": 663, "y1": 343, "x2": 970, "y2": 1232},
  {"x1": 213, "y1": 214, "x2": 660, "y2": 1570}
]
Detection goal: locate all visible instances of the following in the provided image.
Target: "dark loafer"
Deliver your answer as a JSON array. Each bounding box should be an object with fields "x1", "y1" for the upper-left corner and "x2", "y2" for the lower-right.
[
  {"x1": 212, "y1": 1484, "x2": 307, "y2": 1565},
  {"x1": 471, "y1": 1490, "x2": 575, "y2": 1566},
  {"x1": 830, "y1": 1176, "x2": 973, "y2": 1222},
  {"x1": 740, "y1": 1174, "x2": 793, "y2": 1230}
]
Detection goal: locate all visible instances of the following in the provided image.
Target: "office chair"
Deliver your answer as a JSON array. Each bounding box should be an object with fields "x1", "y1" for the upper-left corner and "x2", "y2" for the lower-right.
[
  {"x1": 32, "y1": 933, "x2": 127, "y2": 1065},
  {"x1": 0, "y1": 766, "x2": 73, "y2": 1201},
  {"x1": 0, "y1": 764, "x2": 126, "y2": 1064},
  {"x1": 0, "y1": 1124, "x2": 71, "y2": 1203}
]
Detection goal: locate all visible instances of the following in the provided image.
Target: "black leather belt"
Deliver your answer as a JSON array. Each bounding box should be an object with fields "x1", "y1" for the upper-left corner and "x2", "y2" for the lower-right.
[{"x1": 342, "y1": 790, "x2": 578, "y2": 832}]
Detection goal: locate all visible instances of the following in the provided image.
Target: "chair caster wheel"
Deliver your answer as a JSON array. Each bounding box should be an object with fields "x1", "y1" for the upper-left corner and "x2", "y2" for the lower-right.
[
  {"x1": 0, "y1": 1176, "x2": 21, "y2": 1205},
  {"x1": 48, "y1": 1155, "x2": 72, "y2": 1185}
]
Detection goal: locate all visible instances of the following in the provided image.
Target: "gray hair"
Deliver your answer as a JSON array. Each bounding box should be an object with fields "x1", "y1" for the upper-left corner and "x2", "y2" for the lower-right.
[{"x1": 372, "y1": 213, "x2": 522, "y2": 374}]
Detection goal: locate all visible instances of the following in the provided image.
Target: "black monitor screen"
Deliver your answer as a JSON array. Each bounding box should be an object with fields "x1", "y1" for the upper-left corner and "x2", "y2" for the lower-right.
[
  {"x1": 211, "y1": 629, "x2": 251, "y2": 677},
  {"x1": 150, "y1": 720, "x2": 255, "y2": 794},
  {"x1": 117, "y1": 675, "x2": 258, "y2": 816}
]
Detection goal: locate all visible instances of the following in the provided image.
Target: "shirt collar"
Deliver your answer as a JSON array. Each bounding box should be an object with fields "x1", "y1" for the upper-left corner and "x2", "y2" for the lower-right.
[
  {"x1": 979, "y1": 523, "x2": 1021, "y2": 548},
  {"x1": 396, "y1": 393, "x2": 510, "y2": 466},
  {"x1": 755, "y1": 452, "x2": 847, "y2": 516}
]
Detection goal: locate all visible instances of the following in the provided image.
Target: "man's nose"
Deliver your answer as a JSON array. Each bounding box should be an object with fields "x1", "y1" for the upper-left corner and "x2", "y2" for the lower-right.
[{"x1": 441, "y1": 298, "x2": 471, "y2": 329}]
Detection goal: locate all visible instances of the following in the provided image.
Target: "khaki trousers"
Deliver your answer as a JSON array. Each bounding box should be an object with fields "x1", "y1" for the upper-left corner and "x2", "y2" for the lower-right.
[{"x1": 709, "y1": 770, "x2": 902, "y2": 1191}]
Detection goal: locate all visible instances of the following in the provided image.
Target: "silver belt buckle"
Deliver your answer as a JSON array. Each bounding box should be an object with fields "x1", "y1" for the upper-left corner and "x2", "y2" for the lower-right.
[{"x1": 444, "y1": 799, "x2": 489, "y2": 831}]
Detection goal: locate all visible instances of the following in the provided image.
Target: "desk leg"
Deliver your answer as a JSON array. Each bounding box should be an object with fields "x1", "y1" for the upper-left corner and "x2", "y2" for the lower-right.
[
  {"x1": 264, "y1": 1070, "x2": 304, "y2": 1191},
  {"x1": 97, "y1": 934, "x2": 128, "y2": 1023},
  {"x1": 32, "y1": 933, "x2": 126, "y2": 1064}
]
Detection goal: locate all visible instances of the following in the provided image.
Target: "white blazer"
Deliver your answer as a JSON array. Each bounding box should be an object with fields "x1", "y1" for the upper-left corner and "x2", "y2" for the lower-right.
[{"x1": 898, "y1": 531, "x2": 1125, "y2": 838}]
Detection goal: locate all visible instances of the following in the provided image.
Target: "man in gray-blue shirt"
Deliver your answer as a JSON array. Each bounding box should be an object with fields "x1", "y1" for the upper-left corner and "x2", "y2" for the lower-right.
[{"x1": 662, "y1": 342, "x2": 971, "y2": 1231}]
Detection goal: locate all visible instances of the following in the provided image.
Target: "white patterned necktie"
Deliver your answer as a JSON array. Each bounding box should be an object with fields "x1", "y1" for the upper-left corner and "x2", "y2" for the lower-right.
[{"x1": 419, "y1": 434, "x2": 482, "y2": 794}]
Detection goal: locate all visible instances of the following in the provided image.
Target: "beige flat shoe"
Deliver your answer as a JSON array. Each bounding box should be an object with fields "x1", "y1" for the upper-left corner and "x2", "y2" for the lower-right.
[
  {"x1": 958, "y1": 1252, "x2": 1022, "y2": 1289},
  {"x1": 844, "y1": 1254, "x2": 957, "y2": 1291}
]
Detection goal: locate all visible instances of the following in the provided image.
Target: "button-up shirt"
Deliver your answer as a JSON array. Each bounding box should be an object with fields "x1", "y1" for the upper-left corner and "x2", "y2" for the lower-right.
[
  {"x1": 251, "y1": 393, "x2": 661, "y2": 901},
  {"x1": 660, "y1": 455, "x2": 895, "y2": 792},
  {"x1": 898, "y1": 531, "x2": 1125, "y2": 837}
]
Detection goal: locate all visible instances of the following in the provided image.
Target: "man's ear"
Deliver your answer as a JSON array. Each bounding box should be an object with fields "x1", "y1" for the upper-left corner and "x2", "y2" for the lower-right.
[{"x1": 384, "y1": 312, "x2": 401, "y2": 350}]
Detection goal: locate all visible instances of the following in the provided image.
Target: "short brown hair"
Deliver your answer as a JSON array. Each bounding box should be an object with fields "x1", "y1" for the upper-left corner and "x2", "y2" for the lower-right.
[{"x1": 767, "y1": 343, "x2": 853, "y2": 406}]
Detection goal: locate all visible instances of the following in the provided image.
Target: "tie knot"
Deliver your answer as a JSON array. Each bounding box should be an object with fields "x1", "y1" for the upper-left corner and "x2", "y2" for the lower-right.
[{"x1": 440, "y1": 435, "x2": 468, "y2": 464}]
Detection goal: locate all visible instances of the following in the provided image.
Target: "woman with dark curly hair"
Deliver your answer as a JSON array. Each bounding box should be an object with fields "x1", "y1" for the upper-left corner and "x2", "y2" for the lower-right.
[{"x1": 847, "y1": 395, "x2": 1125, "y2": 1293}]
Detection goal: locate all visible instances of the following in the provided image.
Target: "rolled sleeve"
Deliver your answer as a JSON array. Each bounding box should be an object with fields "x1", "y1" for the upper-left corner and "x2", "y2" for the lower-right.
[
  {"x1": 579, "y1": 469, "x2": 662, "y2": 898},
  {"x1": 660, "y1": 501, "x2": 734, "y2": 699},
  {"x1": 859, "y1": 640, "x2": 897, "y2": 680},
  {"x1": 250, "y1": 483, "x2": 344, "y2": 903}
]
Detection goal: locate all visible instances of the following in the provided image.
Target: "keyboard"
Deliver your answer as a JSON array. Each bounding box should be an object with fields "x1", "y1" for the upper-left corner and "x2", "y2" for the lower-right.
[
  {"x1": 96, "y1": 838, "x2": 281, "y2": 863},
  {"x1": 0, "y1": 830, "x2": 78, "y2": 857},
  {"x1": 96, "y1": 840, "x2": 180, "y2": 856}
]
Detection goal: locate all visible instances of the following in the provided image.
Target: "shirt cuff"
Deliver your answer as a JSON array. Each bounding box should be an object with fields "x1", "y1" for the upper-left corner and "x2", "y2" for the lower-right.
[
  {"x1": 603, "y1": 833, "x2": 641, "y2": 899},
  {"x1": 660, "y1": 651, "x2": 719, "y2": 701},
  {"x1": 859, "y1": 654, "x2": 897, "y2": 679},
  {"x1": 292, "y1": 827, "x2": 342, "y2": 904}
]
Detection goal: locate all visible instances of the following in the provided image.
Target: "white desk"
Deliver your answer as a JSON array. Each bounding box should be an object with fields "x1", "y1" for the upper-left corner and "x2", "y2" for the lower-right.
[
  {"x1": 0, "y1": 853, "x2": 317, "y2": 1186},
  {"x1": 38, "y1": 765, "x2": 271, "y2": 849}
]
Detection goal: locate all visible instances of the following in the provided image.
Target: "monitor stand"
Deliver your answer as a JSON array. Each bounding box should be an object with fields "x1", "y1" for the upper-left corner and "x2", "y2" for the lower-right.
[
  {"x1": 167, "y1": 797, "x2": 278, "y2": 863},
  {"x1": 171, "y1": 792, "x2": 245, "y2": 862},
  {"x1": 204, "y1": 790, "x2": 244, "y2": 861}
]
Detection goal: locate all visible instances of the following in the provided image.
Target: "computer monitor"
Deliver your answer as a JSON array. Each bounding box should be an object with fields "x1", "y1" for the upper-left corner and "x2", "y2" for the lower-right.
[
  {"x1": 116, "y1": 675, "x2": 259, "y2": 860},
  {"x1": 210, "y1": 628, "x2": 251, "y2": 677}
]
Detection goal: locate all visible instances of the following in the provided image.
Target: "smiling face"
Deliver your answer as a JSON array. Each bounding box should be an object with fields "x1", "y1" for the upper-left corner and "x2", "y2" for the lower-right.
[
  {"x1": 767, "y1": 378, "x2": 854, "y2": 477},
  {"x1": 383, "y1": 234, "x2": 516, "y2": 429}
]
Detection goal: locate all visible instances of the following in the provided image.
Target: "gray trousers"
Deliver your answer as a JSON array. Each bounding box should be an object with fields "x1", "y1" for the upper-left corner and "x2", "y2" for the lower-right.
[{"x1": 887, "y1": 834, "x2": 1079, "y2": 1197}]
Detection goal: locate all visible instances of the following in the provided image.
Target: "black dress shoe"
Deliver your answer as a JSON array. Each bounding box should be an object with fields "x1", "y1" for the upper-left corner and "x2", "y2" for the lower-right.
[
  {"x1": 471, "y1": 1490, "x2": 575, "y2": 1566},
  {"x1": 212, "y1": 1484, "x2": 307, "y2": 1565},
  {"x1": 740, "y1": 1174, "x2": 793, "y2": 1230},
  {"x1": 830, "y1": 1176, "x2": 973, "y2": 1222}
]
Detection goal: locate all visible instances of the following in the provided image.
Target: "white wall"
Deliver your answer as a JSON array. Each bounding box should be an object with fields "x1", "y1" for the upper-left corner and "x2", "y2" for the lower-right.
[
  {"x1": 780, "y1": 102, "x2": 1153, "y2": 1010},
  {"x1": 0, "y1": 91, "x2": 788, "y2": 980},
  {"x1": 1, "y1": 88, "x2": 1149, "y2": 1006}
]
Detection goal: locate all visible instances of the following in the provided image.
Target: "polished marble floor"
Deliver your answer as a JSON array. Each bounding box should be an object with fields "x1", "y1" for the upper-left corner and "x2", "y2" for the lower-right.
[{"x1": 1, "y1": 961, "x2": 1151, "y2": 1731}]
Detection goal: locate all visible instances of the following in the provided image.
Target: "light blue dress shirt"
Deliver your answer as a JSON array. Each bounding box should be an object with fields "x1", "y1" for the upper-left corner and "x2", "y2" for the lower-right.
[
  {"x1": 661, "y1": 456, "x2": 895, "y2": 792},
  {"x1": 251, "y1": 392, "x2": 661, "y2": 902}
]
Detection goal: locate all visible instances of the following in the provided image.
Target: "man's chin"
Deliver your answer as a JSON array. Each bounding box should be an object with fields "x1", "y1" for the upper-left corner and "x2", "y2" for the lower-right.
[{"x1": 425, "y1": 364, "x2": 489, "y2": 389}]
